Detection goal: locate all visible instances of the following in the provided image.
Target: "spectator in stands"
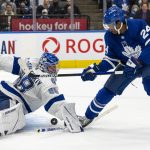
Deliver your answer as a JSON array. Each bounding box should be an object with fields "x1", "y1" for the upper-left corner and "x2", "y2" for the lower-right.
[
  {"x1": 1, "y1": 2, "x2": 15, "y2": 15},
  {"x1": 48, "y1": 0, "x2": 65, "y2": 14},
  {"x1": 134, "y1": 2, "x2": 150, "y2": 25},
  {"x1": 0, "y1": 0, "x2": 5, "y2": 11},
  {"x1": 112, "y1": 0, "x2": 129, "y2": 17},
  {"x1": 129, "y1": 3, "x2": 139, "y2": 18},
  {"x1": 138, "y1": 0, "x2": 150, "y2": 8},
  {"x1": 40, "y1": 8, "x2": 49, "y2": 18},
  {"x1": 1, "y1": 2, "x2": 15, "y2": 30},
  {"x1": 64, "y1": 0, "x2": 80, "y2": 15},
  {"x1": 130, "y1": 4, "x2": 139, "y2": 17},
  {"x1": 128, "y1": 0, "x2": 139, "y2": 12},
  {"x1": 15, "y1": 0, "x2": 30, "y2": 8},
  {"x1": 16, "y1": 1, "x2": 31, "y2": 18},
  {"x1": 36, "y1": 0, "x2": 50, "y2": 16},
  {"x1": 138, "y1": 0, "x2": 150, "y2": 5},
  {"x1": 1, "y1": 0, "x2": 16, "y2": 14},
  {"x1": 65, "y1": 5, "x2": 71, "y2": 15},
  {"x1": 0, "y1": 0, "x2": 4, "y2": 5}
]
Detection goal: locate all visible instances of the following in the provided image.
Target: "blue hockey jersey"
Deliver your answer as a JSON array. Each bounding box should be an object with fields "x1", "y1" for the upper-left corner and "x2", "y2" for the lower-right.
[{"x1": 98, "y1": 19, "x2": 150, "y2": 72}]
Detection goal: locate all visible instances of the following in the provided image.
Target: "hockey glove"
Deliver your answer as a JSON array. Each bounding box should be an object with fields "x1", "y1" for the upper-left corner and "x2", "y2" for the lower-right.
[
  {"x1": 123, "y1": 57, "x2": 143, "y2": 78},
  {"x1": 81, "y1": 63, "x2": 99, "y2": 81}
]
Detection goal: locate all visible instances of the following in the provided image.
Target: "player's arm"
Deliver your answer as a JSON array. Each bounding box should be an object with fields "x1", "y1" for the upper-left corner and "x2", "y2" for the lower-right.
[
  {"x1": 0, "y1": 55, "x2": 21, "y2": 75},
  {"x1": 95, "y1": 55, "x2": 120, "y2": 72},
  {"x1": 81, "y1": 34, "x2": 120, "y2": 81},
  {"x1": 38, "y1": 82, "x2": 65, "y2": 120},
  {"x1": 95, "y1": 33, "x2": 120, "y2": 72},
  {"x1": 122, "y1": 20, "x2": 150, "y2": 78}
]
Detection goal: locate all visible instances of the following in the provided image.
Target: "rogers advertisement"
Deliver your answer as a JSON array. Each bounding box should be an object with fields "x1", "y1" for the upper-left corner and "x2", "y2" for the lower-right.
[
  {"x1": 0, "y1": 31, "x2": 105, "y2": 60},
  {"x1": 11, "y1": 18, "x2": 88, "y2": 31}
]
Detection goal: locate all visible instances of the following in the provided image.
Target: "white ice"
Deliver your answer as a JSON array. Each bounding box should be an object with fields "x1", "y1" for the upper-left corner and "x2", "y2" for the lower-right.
[{"x1": 0, "y1": 69, "x2": 150, "y2": 150}]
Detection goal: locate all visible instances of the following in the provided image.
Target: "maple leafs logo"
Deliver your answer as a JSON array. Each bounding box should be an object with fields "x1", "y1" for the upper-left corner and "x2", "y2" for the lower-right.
[{"x1": 122, "y1": 45, "x2": 142, "y2": 58}]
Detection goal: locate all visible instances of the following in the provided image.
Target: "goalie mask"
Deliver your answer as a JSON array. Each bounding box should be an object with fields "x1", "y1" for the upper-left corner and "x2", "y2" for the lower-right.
[
  {"x1": 103, "y1": 5, "x2": 125, "y2": 34},
  {"x1": 38, "y1": 52, "x2": 59, "y2": 74}
]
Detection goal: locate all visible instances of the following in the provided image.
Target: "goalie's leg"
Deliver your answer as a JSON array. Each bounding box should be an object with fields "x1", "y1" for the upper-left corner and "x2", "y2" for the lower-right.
[
  {"x1": 61, "y1": 103, "x2": 83, "y2": 133},
  {"x1": 0, "y1": 95, "x2": 25, "y2": 136}
]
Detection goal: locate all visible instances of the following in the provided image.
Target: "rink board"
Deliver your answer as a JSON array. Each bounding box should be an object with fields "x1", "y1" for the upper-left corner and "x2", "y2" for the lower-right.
[{"x1": 0, "y1": 31, "x2": 105, "y2": 68}]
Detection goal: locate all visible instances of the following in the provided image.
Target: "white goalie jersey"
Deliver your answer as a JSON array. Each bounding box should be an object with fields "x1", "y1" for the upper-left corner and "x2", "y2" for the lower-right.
[{"x1": 0, "y1": 55, "x2": 65, "y2": 115}]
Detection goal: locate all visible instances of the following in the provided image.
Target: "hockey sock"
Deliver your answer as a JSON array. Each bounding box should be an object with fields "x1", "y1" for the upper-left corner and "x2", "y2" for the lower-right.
[{"x1": 85, "y1": 87, "x2": 115, "y2": 120}]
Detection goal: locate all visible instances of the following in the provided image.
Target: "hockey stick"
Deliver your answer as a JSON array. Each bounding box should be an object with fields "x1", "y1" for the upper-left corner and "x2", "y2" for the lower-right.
[
  {"x1": 57, "y1": 71, "x2": 123, "y2": 77},
  {"x1": 36, "y1": 127, "x2": 64, "y2": 132},
  {"x1": 26, "y1": 71, "x2": 123, "y2": 78},
  {"x1": 18, "y1": 58, "x2": 123, "y2": 77},
  {"x1": 36, "y1": 105, "x2": 118, "y2": 133},
  {"x1": 18, "y1": 58, "x2": 124, "y2": 77},
  {"x1": 92, "y1": 104, "x2": 118, "y2": 124},
  {"x1": 27, "y1": 71, "x2": 123, "y2": 78}
]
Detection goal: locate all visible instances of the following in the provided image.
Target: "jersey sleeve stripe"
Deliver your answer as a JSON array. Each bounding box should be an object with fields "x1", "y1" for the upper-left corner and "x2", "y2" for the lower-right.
[
  {"x1": 44, "y1": 94, "x2": 65, "y2": 111},
  {"x1": 12, "y1": 57, "x2": 20, "y2": 75},
  {"x1": 103, "y1": 56, "x2": 120, "y2": 68},
  {"x1": 103, "y1": 58, "x2": 116, "y2": 68},
  {"x1": 104, "y1": 56, "x2": 120, "y2": 62},
  {"x1": 145, "y1": 39, "x2": 150, "y2": 46}
]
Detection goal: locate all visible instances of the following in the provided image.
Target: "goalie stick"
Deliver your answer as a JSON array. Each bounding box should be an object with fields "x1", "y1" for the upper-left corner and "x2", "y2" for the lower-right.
[
  {"x1": 18, "y1": 58, "x2": 123, "y2": 77},
  {"x1": 36, "y1": 105, "x2": 118, "y2": 133}
]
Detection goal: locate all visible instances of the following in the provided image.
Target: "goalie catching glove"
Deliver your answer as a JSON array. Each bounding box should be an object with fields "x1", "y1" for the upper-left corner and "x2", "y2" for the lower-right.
[
  {"x1": 81, "y1": 63, "x2": 100, "y2": 81},
  {"x1": 123, "y1": 57, "x2": 143, "y2": 78}
]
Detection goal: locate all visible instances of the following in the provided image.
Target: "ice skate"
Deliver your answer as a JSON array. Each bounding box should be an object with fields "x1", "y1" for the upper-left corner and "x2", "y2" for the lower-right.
[{"x1": 78, "y1": 116, "x2": 93, "y2": 128}]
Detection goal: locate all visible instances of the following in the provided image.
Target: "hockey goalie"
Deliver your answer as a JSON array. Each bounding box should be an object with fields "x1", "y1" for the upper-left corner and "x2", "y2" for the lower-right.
[{"x1": 0, "y1": 52, "x2": 83, "y2": 136}]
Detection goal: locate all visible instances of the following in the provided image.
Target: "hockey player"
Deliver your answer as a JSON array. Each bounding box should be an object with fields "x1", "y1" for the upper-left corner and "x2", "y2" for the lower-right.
[
  {"x1": 0, "y1": 52, "x2": 83, "y2": 136},
  {"x1": 80, "y1": 5, "x2": 150, "y2": 127}
]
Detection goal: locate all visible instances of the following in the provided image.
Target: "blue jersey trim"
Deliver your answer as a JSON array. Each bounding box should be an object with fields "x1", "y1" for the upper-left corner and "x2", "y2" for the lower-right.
[
  {"x1": 1, "y1": 81, "x2": 32, "y2": 113},
  {"x1": 44, "y1": 94, "x2": 65, "y2": 111},
  {"x1": 12, "y1": 57, "x2": 20, "y2": 75}
]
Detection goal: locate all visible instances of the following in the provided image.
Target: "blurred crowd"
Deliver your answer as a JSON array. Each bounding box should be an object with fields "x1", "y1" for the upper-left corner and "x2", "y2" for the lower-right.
[
  {"x1": 0, "y1": 0, "x2": 81, "y2": 30},
  {"x1": 1, "y1": 0, "x2": 150, "y2": 31},
  {"x1": 0, "y1": 0, "x2": 81, "y2": 18},
  {"x1": 98, "y1": 0, "x2": 150, "y2": 25}
]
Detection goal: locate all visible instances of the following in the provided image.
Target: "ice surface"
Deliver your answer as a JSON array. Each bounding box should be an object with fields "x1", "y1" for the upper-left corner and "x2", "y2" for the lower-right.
[{"x1": 0, "y1": 69, "x2": 150, "y2": 150}]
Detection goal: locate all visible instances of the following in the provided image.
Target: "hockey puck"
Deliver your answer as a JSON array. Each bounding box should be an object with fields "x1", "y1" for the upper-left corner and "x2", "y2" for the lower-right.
[{"x1": 51, "y1": 118, "x2": 58, "y2": 125}]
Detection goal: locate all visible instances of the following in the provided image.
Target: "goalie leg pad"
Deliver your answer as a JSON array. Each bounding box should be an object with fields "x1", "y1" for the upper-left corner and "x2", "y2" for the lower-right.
[
  {"x1": 0, "y1": 90, "x2": 12, "y2": 110},
  {"x1": 0, "y1": 102, "x2": 25, "y2": 136},
  {"x1": 61, "y1": 103, "x2": 83, "y2": 133}
]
